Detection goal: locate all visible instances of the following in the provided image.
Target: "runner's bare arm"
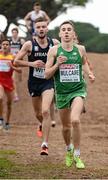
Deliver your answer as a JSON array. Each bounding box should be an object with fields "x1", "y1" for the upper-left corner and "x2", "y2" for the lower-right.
[
  {"x1": 11, "y1": 66, "x2": 22, "y2": 73},
  {"x1": 14, "y1": 41, "x2": 33, "y2": 67},
  {"x1": 52, "y1": 39, "x2": 60, "y2": 45},
  {"x1": 14, "y1": 41, "x2": 45, "y2": 68},
  {"x1": 24, "y1": 12, "x2": 32, "y2": 29},
  {"x1": 8, "y1": 61, "x2": 22, "y2": 73},
  {"x1": 45, "y1": 46, "x2": 58, "y2": 79},
  {"x1": 24, "y1": 12, "x2": 32, "y2": 21},
  {"x1": 44, "y1": 12, "x2": 51, "y2": 24},
  {"x1": 20, "y1": 38, "x2": 25, "y2": 45},
  {"x1": 75, "y1": 44, "x2": 93, "y2": 71},
  {"x1": 45, "y1": 45, "x2": 67, "y2": 79},
  {"x1": 80, "y1": 46, "x2": 95, "y2": 82}
]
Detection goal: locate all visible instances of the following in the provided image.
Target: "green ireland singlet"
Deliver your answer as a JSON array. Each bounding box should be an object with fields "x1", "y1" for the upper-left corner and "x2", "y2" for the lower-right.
[{"x1": 54, "y1": 44, "x2": 87, "y2": 109}]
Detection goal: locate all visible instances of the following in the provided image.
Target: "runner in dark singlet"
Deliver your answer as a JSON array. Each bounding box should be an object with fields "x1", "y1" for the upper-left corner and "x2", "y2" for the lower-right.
[
  {"x1": 9, "y1": 28, "x2": 25, "y2": 102},
  {"x1": 14, "y1": 17, "x2": 59, "y2": 155}
]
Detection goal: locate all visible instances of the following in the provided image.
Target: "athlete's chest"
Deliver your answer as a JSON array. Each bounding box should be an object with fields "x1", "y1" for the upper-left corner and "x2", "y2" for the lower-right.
[{"x1": 32, "y1": 43, "x2": 51, "y2": 59}]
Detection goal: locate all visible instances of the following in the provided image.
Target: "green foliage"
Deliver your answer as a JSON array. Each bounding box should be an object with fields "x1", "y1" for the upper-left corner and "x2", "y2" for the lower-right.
[
  {"x1": 0, "y1": 149, "x2": 108, "y2": 178},
  {"x1": 0, "y1": 158, "x2": 14, "y2": 170},
  {"x1": 48, "y1": 27, "x2": 59, "y2": 40},
  {"x1": 0, "y1": 150, "x2": 16, "y2": 155},
  {"x1": 85, "y1": 34, "x2": 108, "y2": 53},
  {"x1": 41, "y1": 0, "x2": 91, "y2": 19},
  {"x1": 74, "y1": 22, "x2": 99, "y2": 43},
  {"x1": 0, "y1": 150, "x2": 16, "y2": 178},
  {"x1": 0, "y1": 0, "x2": 33, "y2": 22},
  {"x1": 0, "y1": 0, "x2": 90, "y2": 21},
  {"x1": 0, "y1": 157, "x2": 108, "y2": 178}
]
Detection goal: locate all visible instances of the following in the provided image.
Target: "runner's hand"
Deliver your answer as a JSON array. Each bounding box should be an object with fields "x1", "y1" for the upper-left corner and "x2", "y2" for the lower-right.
[
  {"x1": 8, "y1": 62, "x2": 22, "y2": 73},
  {"x1": 56, "y1": 55, "x2": 67, "y2": 66},
  {"x1": 31, "y1": 60, "x2": 45, "y2": 68},
  {"x1": 89, "y1": 73, "x2": 95, "y2": 83}
]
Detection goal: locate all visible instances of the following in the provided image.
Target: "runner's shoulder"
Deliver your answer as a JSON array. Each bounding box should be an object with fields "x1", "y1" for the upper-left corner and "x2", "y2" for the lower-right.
[
  {"x1": 75, "y1": 44, "x2": 85, "y2": 50},
  {"x1": 52, "y1": 38, "x2": 60, "y2": 45}
]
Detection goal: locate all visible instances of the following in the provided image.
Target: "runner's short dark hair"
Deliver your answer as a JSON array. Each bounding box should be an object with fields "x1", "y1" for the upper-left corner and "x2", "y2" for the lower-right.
[
  {"x1": 11, "y1": 27, "x2": 19, "y2": 33},
  {"x1": 34, "y1": 2, "x2": 40, "y2": 6},
  {"x1": 35, "y1": 17, "x2": 47, "y2": 24},
  {"x1": 1, "y1": 39, "x2": 10, "y2": 45},
  {"x1": 60, "y1": 20, "x2": 74, "y2": 29}
]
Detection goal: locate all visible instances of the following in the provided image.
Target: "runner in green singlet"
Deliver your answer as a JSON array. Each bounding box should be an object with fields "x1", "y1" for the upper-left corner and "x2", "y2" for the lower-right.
[
  {"x1": 54, "y1": 44, "x2": 87, "y2": 109},
  {"x1": 45, "y1": 20, "x2": 95, "y2": 169}
]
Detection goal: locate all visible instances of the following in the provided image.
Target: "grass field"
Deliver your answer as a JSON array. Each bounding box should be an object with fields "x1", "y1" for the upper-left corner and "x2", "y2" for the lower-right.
[{"x1": 0, "y1": 150, "x2": 108, "y2": 179}]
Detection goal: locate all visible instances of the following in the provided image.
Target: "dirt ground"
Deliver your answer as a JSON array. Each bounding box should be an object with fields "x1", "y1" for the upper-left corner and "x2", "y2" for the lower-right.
[{"x1": 0, "y1": 53, "x2": 108, "y2": 179}]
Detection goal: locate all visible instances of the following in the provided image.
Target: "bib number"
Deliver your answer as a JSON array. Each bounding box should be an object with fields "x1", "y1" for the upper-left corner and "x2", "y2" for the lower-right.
[
  {"x1": 59, "y1": 64, "x2": 80, "y2": 82},
  {"x1": 0, "y1": 61, "x2": 10, "y2": 72},
  {"x1": 33, "y1": 67, "x2": 45, "y2": 79}
]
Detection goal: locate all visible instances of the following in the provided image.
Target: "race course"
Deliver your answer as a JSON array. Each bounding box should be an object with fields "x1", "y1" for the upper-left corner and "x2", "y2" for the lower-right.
[{"x1": 0, "y1": 53, "x2": 108, "y2": 179}]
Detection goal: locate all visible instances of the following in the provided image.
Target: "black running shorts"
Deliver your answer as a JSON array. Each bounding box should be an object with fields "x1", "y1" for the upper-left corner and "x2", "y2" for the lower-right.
[{"x1": 28, "y1": 79, "x2": 54, "y2": 97}]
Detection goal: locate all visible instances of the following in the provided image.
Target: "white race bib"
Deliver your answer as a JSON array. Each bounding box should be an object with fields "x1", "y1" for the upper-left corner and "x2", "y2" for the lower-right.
[
  {"x1": 33, "y1": 67, "x2": 45, "y2": 79},
  {"x1": 11, "y1": 48, "x2": 19, "y2": 55},
  {"x1": 59, "y1": 64, "x2": 80, "y2": 82},
  {"x1": 0, "y1": 61, "x2": 11, "y2": 72}
]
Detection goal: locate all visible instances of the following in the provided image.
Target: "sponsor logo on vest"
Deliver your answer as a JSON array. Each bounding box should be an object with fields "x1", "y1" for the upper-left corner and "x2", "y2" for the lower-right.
[
  {"x1": 59, "y1": 52, "x2": 64, "y2": 55},
  {"x1": 34, "y1": 46, "x2": 39, "y2": 51},
  {"x1": 73, "y1": 52, "x2": 77, "y2": 55}
]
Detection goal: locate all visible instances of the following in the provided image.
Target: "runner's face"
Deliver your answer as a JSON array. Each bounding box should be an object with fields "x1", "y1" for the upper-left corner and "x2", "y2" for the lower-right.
[
  {"x1": 59, "y1": 23, "x2": 74, "y2": 42},
  {"x1": 1, "y1": 41, "x2": 10, "y2": 52},
  {"x1": 35, "y1": 21, "x2": 48, "y2": 39},
  {"x1": 34, "y1": 5, "x2": 41, "y2": 13},
  {"x1": 12, "y1": 30, "x2": 18, "y2": 38}
]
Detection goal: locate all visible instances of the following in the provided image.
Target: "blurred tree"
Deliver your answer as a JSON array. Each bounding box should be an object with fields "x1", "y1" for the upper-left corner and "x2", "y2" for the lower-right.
[
  {"x1": 41, "y1": 0, "x2": 91, "y2": 19},
  {"x1": 85, "y1": 34, "x2": 108, "y2": 53},
  {"x1": 0, "y1": 0, "x2": 91, "y2": 34},
  {"x1": 74, "y1": 22, "x2": 99, "y2": 43}
]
